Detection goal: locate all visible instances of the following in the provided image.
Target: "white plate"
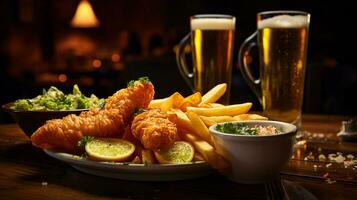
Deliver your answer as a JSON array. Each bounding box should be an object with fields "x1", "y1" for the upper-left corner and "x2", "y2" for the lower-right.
[{"x1": 44, "y1": 150, "x2": 213, "y2": 181}]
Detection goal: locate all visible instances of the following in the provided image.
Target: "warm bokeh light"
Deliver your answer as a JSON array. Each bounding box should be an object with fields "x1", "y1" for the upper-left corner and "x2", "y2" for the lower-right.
[
  {"x1": 70, "y1": 0, "x2": 100, "y2": 28},
  {"x1": 58, "y1": 74, "x2": 67, "y2": 82},
  {"x1": 111, "y1": 53, "x2": 121, "y2": 62},
  {"x1": 92, "y1": 59, "x2": 102, "y2": 68}
]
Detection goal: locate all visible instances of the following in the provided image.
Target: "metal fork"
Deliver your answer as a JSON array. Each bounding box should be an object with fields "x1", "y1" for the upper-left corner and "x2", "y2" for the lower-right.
[{"x1": 265, "y1": 177, "x2": 290, "y2": 200}]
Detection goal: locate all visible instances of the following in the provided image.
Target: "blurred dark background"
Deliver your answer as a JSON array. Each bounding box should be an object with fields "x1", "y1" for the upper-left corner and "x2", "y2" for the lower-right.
[{"x1": 1, "y1": 0, "x2": 356, "y2": 123}]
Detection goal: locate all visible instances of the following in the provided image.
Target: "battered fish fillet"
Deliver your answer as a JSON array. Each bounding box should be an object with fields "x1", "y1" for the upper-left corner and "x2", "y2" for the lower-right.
[
  {"x1": 31, "y1": 78, "x2": 154, "y2": 153},
  {"x1": 131, "y1": 109, "x2": 178, "y2": 150}
]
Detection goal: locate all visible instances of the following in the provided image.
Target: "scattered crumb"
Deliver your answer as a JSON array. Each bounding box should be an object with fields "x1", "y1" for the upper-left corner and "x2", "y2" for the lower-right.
[
  {"x1": 318, "y1": 154, "x2": 326, "y2": 161},
  {"x1": 318, "y1": 147, "x2": 322, "y2": 152},
  {"x1": 313, "y1": 165, "x2": 317, "y2": 171},
  {"x1": 328, "y1": 154, "x2": 336, "y2": 159},
  {"x1": 41, "y1": 182, "x2": 48, "y2": 186},
  {"x1": 323, "y1": 173, "x2": 330, "y2": 178},
  {"x1": 347, "y1": 154, "x2": 354, "y2": 159},
  {"x1": 334, "y1": 155, "x2": 346, "y2": 163},
  {"x1": 344, "y1": 160, "x2": 357, "y2": 168},
  {"x1": 304, "y1": 152, "x2": 315, "y2": 161},
  {"x1": 328, "y1": 154, "x2": 346, "y2": 163},
  {"x1": 326, "y1": 179, "x2": 336, "y2": 184},
  {"x1": 326, "y1": 163, "x2": 332, "y2": 168}
]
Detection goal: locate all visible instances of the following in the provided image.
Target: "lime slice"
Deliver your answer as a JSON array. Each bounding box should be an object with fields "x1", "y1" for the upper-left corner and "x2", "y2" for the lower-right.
[
  {"x1": 154, "y1": 141, "x2": 194, "y2": 164},
  {"x1": 85, "y1": 138, "x2": 135, "y2": 162}
]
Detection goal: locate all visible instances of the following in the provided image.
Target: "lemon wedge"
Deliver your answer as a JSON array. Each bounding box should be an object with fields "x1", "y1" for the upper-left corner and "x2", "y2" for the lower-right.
[
  {"x1": 85, "y1": 138, "x2": 135, "y2": 162},
  {"x1": 154, "y1": 141, "x2": 194, "y2": 164}
]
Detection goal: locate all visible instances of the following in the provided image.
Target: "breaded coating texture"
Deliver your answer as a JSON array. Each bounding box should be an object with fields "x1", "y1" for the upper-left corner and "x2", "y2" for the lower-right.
[
  {"x1": 131, "y1": 109, "x2": 178, "y2": 150},
  {"x1": 31, "y1": 81, "x2": 154, "y2": 153}
]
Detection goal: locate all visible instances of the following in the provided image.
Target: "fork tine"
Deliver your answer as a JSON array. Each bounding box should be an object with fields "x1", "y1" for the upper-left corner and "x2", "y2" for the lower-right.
[
  {"x1": 278, "y1": 179, "x2": 290, "y2": 200},
  {"x1": 265, "y1": 183, "x2": 272, "y2": 200},
  {"x1": 273, "y1": 179, "x2": 284, "y2": 200},
  {"x1": 265, "y1": 178, "x2": 287, "y2": 200}
]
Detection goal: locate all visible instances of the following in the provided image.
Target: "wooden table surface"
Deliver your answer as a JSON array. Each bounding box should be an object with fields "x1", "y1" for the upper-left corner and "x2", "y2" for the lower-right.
[{"x1": 1, "y1": 114, "x2": 356, "y2": 200}]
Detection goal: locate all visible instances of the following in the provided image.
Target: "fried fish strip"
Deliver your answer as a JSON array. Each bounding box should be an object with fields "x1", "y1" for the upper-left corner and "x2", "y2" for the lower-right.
[
  {"x1": 131, "y1": 109, "x2": 178, "y2": 150},
  {"x1": 31, "y1": 78, "x2": 154, "y2": 153}
]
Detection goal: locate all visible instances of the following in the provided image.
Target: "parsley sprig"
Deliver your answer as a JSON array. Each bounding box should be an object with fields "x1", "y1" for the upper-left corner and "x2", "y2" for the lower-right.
[
  {"x1": 127, "y1": 76, "x2": 151, "y2": 87},
  {"x1": 133, "y1": 107, "x2": 146, "y2": 117},
  {"x1": 78, "y1": 136, "x2": 95, "y2": 147},
  {"x1": 215, "y1": 123, "x2": 258, "y2": 136}
]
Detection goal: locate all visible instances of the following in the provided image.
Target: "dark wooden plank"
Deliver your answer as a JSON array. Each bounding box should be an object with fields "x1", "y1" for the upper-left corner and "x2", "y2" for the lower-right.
[{"x1": 282, "y1": 174, "x2": 357, "y2": 200}]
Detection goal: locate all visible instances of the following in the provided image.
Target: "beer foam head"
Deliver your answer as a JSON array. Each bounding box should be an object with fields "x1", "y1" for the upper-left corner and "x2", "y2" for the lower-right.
[
  {"x1": 191, "y1": 18, "x2": 235, "y2": 30},
  {"x1": 258, "y1": 15, "x2": 308, "y2": 29}
]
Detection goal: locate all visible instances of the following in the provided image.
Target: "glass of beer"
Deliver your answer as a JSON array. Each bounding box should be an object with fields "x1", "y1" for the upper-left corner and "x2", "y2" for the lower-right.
[
  {"x1": 176, "y1": 14, "x2": 236, "y2": 104},
  {"x1": 238, "y1": 11, "x2": 310, "y2": 128}
]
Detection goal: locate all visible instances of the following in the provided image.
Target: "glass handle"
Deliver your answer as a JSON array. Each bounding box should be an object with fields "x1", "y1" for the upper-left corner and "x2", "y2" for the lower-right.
[
  {"x1": 176, "y1": 33, "x2": 194, "y2": 92},
  {"x1": 238, "y1": 31, "x2": 262, "y2": 104}
]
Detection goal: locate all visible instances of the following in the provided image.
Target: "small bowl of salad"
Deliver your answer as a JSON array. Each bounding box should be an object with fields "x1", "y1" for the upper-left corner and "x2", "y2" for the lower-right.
[
  {"x1": 2, "y1": 85, "x2": 104, "y2": 137},
  {"x1": 209, "y1": 120, "x2": 297, "y2": 184}
]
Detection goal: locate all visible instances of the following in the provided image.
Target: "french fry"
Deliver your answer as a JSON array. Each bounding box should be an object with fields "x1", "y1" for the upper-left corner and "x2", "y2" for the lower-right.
[
  {"x1": 208, "y1": 103, "x2": 225, "y2": 108},
  {"x1": 187, "y1": 102, "x2": 252, "y2": 116},
  {"x1": 168, "y1": 108, "x2": 193, "y2": 131},
  {"x1": 199, "y1": 83, "x2": 227, "y2": 106},
  {"x1": 200, "y1": 116, "x2": 217, "y2": 127},
  {"x1": 200, "y1": 116, "x2": 235, "y2": 127},
  {"x1": 141, "y1": 149, "x2": 155, "y2": 164},
  {"x1": 180, "y1": 92, "x2": 202, "y2": 111},
  {"x1": 186, "y1": 111, "x2": 213, "y2": 144},
  {"x1": 180, "y1": 132, "x2": 229, "y2": 171},
  {"x1": 160, "y1": 92, "x2": 185, "y2": 112},
  {"x1": 233, "y1": 114, "x2": 268, "y2": 121},
  {"x1": 193, "y1": 152, "x2": 205, "y2": 161},
  {"x1": 180, "y1": 132, "x2": 217, "y2": 165},
  {"x1": 198, "y1": 103, "x2": 224, "y2": 108},
  {"x1": 198, "y1": 103, "x2": 213, "y2": 108},
  {"x1": 171, "y1": 92, "x2": 185, "y2": 107},
  {"x1": 148, "y1": 98, "x2": 167, "y2": 109}
]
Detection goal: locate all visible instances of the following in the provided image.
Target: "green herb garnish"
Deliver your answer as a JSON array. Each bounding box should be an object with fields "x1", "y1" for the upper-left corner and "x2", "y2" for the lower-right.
[
  {"x1": 127, "y1": 77, "x2": 151, "y2": 87},
  {"x1": 138, "y1": 76, "x2": 150, "y2": 83},
  {"x1": 133, "y1": 107, "x2": 146, "y2": 117},
  {"x1": 78, "y1": 136, "x2": 95, "y2": 147},
  {"x1": 127, "y1": 80, "x2": 136, "y2": 87},
  {"x1": 12, "y1": 84, "x2": 104, "y2": 111},
  {"x1": 215, "y1": 123, "x2": 258, "y2": 136}
]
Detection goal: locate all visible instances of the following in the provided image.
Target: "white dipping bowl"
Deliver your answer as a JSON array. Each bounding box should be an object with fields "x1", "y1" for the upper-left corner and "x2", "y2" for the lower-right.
[{"x1": 209, "y1": 120, "x2": 297, "y2": 184}]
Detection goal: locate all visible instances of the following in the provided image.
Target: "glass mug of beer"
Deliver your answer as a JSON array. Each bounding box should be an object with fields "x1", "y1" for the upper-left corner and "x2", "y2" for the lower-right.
[
  {"x1": 238, "y1": 11, "x2": 310, "y2": 127},
  {"x1": 176, "y1": 14, "x2": 236, "y2": 104}
]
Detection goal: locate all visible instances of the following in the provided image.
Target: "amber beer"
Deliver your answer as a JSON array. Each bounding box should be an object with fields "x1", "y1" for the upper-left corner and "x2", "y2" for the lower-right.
[
  {"x1": 257, "y1": 15, "x2": 309, "y2": 125},
  {"x1": 191, "y1": 18, "x2": 235, "y2": 104}
]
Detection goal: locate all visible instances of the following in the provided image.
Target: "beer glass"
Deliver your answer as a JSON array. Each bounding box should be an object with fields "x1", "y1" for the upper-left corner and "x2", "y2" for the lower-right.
[
  {"x1": 238, "y1": 11, "x2": 310, "y2": 127},
  {"x1": 176, "y1": 14, "x2": 236, "y2": 104}
]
